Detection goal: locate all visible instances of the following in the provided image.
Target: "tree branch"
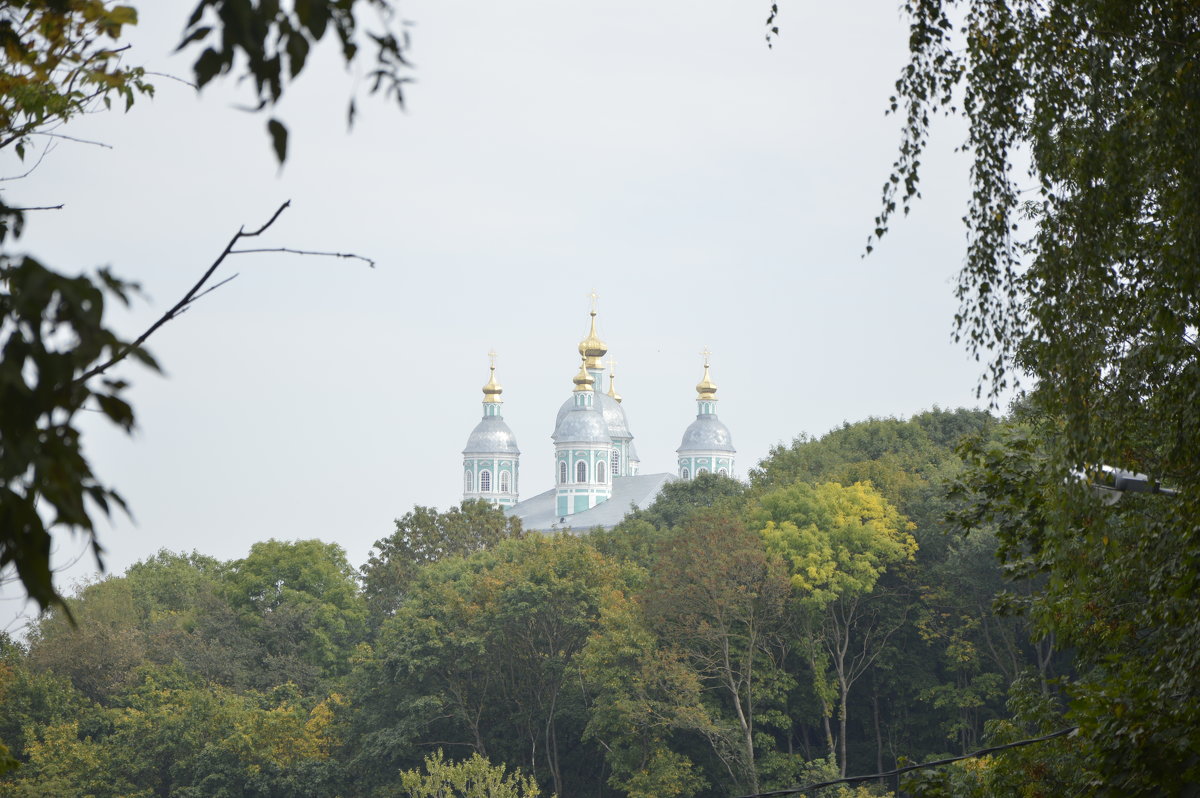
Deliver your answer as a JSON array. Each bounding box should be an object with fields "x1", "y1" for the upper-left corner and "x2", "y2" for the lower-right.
[
  {"x1": 230, "y1": 246, "x2": 375, "y2": 268},
  {"x1": 30, "y1": 132, "x2": 113, "y2": 149},
  {"x1": 74, "y1": 200, "x2": 310, "y2": 385}
]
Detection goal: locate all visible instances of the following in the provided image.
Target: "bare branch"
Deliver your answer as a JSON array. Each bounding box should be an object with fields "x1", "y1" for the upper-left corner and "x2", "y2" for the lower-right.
[
  {"x1": 70, "y1": 200, "x2": 376, "y2": 388},
  {"x1": 143, "y1": 70, "x2": 198, "y2": 90},
  {"x1": 0, "y1": 139, "x2": 58, "y2": 181},
  {"x1": 245, "y1": 201, "x2": 291, "y2": 236},
  {"x1": 74, "y1": 201, "x2": 294, "y2": 385},
  {"x1": 189, "y1": 273, "x2": 239, "y2": 303},
  {"x1": 230, "y1": 247, "x2": 376, "y2": 268},
  {"x1": 31, "y1": 132, "x2": 113, "y2": 149}
]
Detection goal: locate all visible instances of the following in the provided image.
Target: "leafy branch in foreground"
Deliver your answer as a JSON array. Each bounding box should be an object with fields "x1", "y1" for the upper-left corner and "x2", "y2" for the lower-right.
[
  {"x1": 0, "y1": 1, "x2": 154, "y2": 158},
  {"x1": 0, "y1": 201, "x2": 372, "y2": 612},
  {"x1": 177, "y1": 0, "x2": 414, "y2": 163}
]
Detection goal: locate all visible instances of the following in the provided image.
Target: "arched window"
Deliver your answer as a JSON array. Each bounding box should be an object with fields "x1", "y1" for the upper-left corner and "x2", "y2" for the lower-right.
[
  {"x1": 559, "y1": 461, "x2": 568, "y2": 484},
  {"x1": 697, "y1": 467, "x2": 709, "y2": 475},
  {"x1": 718, "y1": 468, "x2": 728, "y2": 476},
  {"x1": 597, "y1": 461, "x2": 606, "y2": 483},
  {"x1": 576, "y1": 460, "x2": 588, "y2": 483},
  {"x1": 681, "y1": 467, "x2": 690, "y2": 480},
  {"x1": 480, "y1": 470, "x2": 492, "y2": 492},
  {"x1": 499, "y1": 471, "x2": 511, "y2": 493},
  {"x1": 612, "y1": 449, "x2": 620, "y2": 477},
  {"x1": 465, "y1": 470, "x2": 473, "y2": 492}
]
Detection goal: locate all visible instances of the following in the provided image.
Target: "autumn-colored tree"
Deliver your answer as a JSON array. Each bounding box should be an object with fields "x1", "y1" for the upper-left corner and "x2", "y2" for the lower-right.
[
  {"x1": 398, "y1": 750, "x2": 544, "y2": 798},
  {"x1": 752, "y1": 481, "x2": 916, "y2": 776}
]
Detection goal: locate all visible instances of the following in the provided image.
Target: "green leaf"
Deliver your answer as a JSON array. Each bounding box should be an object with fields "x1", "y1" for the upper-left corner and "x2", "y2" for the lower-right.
[
  {"x1": 286, "y1": 32, "x2": 310, "y2": 78},
  {"x1": 267, "y1": 118, "x2": 288, "y2": 164},
  {"x1": 193, "y1": 47, "x2": 224, "y2": 87},
  {"x1": 108, "y1": 6, "x2": 138, "y2": 26}
]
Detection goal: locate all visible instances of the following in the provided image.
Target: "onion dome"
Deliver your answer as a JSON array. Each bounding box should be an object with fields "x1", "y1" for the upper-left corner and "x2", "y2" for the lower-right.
[
  {"x1": 552, "y1": 395, "x2": 610, "y2": 445},
  {"x1": 578, "y1": 309, "x2": 608, "y2": 369},
  {"x1": 464, "y1": 417, "x2": 521, "y2": 454},
  {"x1": 552, "y1": 408, "x2": 610, "y2": 443},
  {"x1": 678, "y1": 415, "x2": 735, "y2": 453},
  {"x1": 696, "y1": 362, "x2": 718, "y2": 400},
  {"x1": 679, "y1": 349, "x2": 734, "y2": 454},
  {"x1": 607, "y1": 361, "x2": 622, "y2": 403},
  {"x1": 557, "y1": 359, "x2": 631, "y2": 440},
  {"x1": 464, "y1": 354, "x2": 519, "y2": 454},
  {"x1": 572, "y1": 359, "x2": 595, "y2": 392},
  {"x1": 482, "y1": 364, "x2": 503, "y2": 403},
  {"x1": 555, "y1": 390, "x2": 631, "y2": 440}
]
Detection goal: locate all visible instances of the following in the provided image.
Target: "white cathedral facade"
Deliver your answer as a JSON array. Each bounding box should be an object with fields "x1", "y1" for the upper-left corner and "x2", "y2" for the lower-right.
[{"x1": 461, "y1": 306, "x2": 736, "y2": 530}]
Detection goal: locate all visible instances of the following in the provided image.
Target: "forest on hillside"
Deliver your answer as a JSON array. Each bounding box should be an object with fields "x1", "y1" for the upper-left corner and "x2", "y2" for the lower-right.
[{"x1": 0, "y1": 408, "x2": 1091, "y2": 797}]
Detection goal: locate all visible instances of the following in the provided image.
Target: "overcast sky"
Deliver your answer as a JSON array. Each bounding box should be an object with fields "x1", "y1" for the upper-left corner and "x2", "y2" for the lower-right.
[{"x1": 3, "y1": 0, "x2": 990, "y2": 627}]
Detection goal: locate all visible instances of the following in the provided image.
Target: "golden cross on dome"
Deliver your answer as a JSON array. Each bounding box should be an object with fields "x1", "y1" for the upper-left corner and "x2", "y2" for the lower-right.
[
  {"x1": 588, "y1": 288, "x2": 599, "y2": 313},
  {"x1": 487, "y1": 349, "x2": 498, "y2": 369},
  {"x1": 700, "y1": 346, "x2": 712, "y2": 366},
  {"x1": 608, "y1": 357, "x2": 617, "y2": 375}
]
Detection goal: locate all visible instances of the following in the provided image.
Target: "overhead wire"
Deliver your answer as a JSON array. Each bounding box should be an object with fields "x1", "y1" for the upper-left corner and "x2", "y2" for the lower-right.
[{"x1": 736, "y1": 727, "x2": 1078, "y2": 798}]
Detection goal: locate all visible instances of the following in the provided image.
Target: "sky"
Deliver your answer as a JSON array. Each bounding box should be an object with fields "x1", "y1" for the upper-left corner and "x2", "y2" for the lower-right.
[{"x1": 2, "y1": 0, "x2": 991, "y2": 628}]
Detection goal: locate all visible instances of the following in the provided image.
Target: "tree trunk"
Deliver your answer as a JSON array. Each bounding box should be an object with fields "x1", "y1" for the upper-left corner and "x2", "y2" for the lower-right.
[
  {"x1": 873, "y1": 682, "x2": 883, "y2": 774},
  {"x1": 838, "y1": 684, "x2": 850, "y2": 778},
  {"x1": 823, "y1": 709, "x2": 835, "y2": 762}
]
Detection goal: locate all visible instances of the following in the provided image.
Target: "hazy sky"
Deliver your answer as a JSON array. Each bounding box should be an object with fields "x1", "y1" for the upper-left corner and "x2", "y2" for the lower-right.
[{"x1": 3, "y1": 0, "x2": 990, "y2": 626}]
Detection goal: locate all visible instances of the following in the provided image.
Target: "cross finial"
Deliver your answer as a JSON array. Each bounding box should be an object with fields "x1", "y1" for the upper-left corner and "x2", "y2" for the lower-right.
[
  {"x1": 700, "y1": 346, "x2": 712, "y2": 366},
  {"x1": 608, "y1": 357, "x2": 617, "y2": 375},
  {"x1": 588, "y1": 288, "x2": 599, "y2": 313},
  {"x1": 488, "y1": 349, "x2": 497, "y2": 369}
]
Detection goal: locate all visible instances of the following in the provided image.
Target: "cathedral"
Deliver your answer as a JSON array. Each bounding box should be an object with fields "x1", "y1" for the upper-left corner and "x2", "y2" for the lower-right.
[{"x1": 461, "y1": 304, "x2": 736, "y2": 531}]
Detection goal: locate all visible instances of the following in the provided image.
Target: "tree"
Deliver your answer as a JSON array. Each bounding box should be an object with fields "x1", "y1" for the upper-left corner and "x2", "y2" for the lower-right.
[
  {"x1": 398, "y1": 750, "x2": 544, "y2": 798},
  {"x1": 25, "y1": 576, "x2": 146, "y2": 703},
  {"x1": 861, "y1": 1, "x2": 1200, "y2": 790},
  {"x1": 222, "y1": 539, "x2": 368, "y2": 689},
  {"x1": 630, "y1": 472, "x2": 749, "y2": 531},
  {"x1": 0, "y1": 0, "x2": 410, "y2": 611},
  {"x1": 948, "y1": 415, "x2": 1200, "y2": 793},
  {"x1": 578, "y1": 592, "x2": 712, "y2": 798},
  {"x1": 0, "y1": 1, "x2": 152, "y2": 157},
  {"x1": 361, "y1": 501, "x2": 524, "y2": 623},
  {"x1": 371, "y1": 534, "x2": 629, "y2": 797},
  {"x1": 642, "y1": 511, "x2": 792, "y2": 795},
  {"x1": 752, "y1": 481, "x2": 917, "y2": 777},
  {"x1": 750, "y1": 409, "x2": 993, "y2": 551}
]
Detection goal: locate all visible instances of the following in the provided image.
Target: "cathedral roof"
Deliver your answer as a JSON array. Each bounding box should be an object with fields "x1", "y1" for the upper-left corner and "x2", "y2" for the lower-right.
[
  {"x1": 677, "y1": 414, "x2": 735, "y2": 453},
  {"x1": 555, "y1": 388, "x2": 631, "y2": 440},
  {"x1": 552, "y1": 405, "x2": 610, "y2": 443},
  {"x1": 507, "y1": 473, "x2": 674, "y2": 531},
  {"x1": 463, "y1": 416, "x2": 521, "y2": 455}
]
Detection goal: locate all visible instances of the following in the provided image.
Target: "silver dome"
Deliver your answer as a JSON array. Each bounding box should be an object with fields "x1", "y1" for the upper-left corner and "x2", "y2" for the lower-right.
[
  {"x1": 463, "y1": 416, "x2": 520, "y2": 455},
  {"x1": 552, "y1": 405, "x2": 610, "y2": 443},
  {"x1": 555, "y1": 390, "x2": 631, "y2": 439},
  {"x1": 677, "y1": 414, "x2": 735, "y2": 453}
]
